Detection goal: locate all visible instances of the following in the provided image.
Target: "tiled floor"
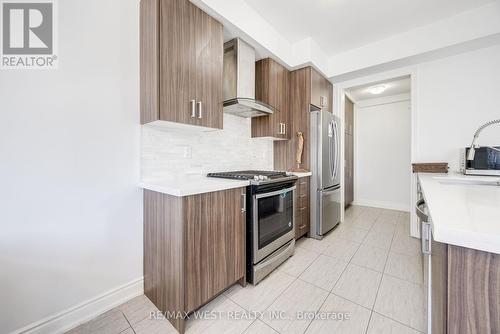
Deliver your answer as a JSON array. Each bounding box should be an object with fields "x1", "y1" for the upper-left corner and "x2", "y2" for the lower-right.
[{"x1": 66, "y1": 205, "x2": 425, "y2": 334}]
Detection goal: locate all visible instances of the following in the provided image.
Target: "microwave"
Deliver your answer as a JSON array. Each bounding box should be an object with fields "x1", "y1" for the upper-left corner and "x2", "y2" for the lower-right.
[{"x1": 461, "y1": 146, "x2": 500, "y2": 176}]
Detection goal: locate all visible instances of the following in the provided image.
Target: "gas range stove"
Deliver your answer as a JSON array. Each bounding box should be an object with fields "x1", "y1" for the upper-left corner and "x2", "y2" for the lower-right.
[{"x1": 207, "y1": 170, "x2": 298, "y2": 185}]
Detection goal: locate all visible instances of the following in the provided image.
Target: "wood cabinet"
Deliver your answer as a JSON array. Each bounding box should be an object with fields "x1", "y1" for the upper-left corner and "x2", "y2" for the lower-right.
[
  {"x1": 141, "y1": 0, "x2": 223, "y2": 129},
  {"x1": 310, "y1": 68, "x2": 333, "y2": 112},
  {"x1": 344, "y1": 96, "x2": 354, "y2": 207},
  {"x1": 144, "y1": 187, "x2": 246, "y2": 333},
  {"x1": 252, "y1": 58, "x2": 290, "y2": 139},
  {"x1": 344, "y1": 134, "x2": 354, "y2": 207},
  {"x1": 424, "y1": 236, "x2": 500, "y2": 334},
  {"x1": 274, "y1": 66, "x2": 332, "y2": 171},
  {"x1": 345, "y1": 96, "x2": 354, "y2": 135},
  {"x1": 295, "y1": 177, "x2": 310, "y2": 239}
]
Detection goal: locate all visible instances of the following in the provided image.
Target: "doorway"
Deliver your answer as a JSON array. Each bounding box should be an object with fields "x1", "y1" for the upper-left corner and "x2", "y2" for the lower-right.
[{"x1": 343, "y1": 76, "x2": 412, "y2": 212}]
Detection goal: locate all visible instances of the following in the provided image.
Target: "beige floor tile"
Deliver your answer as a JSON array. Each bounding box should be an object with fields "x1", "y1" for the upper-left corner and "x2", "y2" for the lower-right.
[
  {"x1": 133, "y1": 317, "x2": 177, "y2": 334},
  {"x1": 356, "y1": 210, "x2": 380, "y2": 223},
  {"x1": 225, "y1": 270, "x2": 295, "y2": 312},
  {"x1": 262, "y1": 279, "x2": 328, "y2": 334},
  {"x1": 328, "y1": 223, "x2": 368, "y2": 243},
  {"x1": 363, "y1": 230, "x2": 393, "y2": 250},
  {"x1": 398, "y1": 212, "x2": 411, "y2": 223},
  {"x1": 66, "y1": 309, "x2": 130, "y2": 334},
  {"x1": 351, "y1": 244, "x2": 389, "y2": 273},
  {"x1": 242, "y1": 320, "x2": 278, "y2": 334},
  {"x1": 321, "y1": 237, "x2": 361, "y2": 262},
  {"x1": 118, "y1": 295, "x2": 158, "y2": 325},
  {"x1": 296, "y1": 236, "x2": 331, "y2": 253},
  {"x1": 278, "y1": 247, "x2": 320, "y2": 277},
  {"x1": 374, "y1": 275, "x2": 425, "y2": 332},
  {"x1": 186, "y1": 295, "x2": 254, "y2": 334},
  {"x1": 299, "y1": 255, "x2": 348, "y2": 291},
  {"x1": 384, "y1": 252, "x2": 423, "y2": 284},
  {"x1": 377, "y1": 211, "x2": 401, "y2": 223},
  {"x1": 394, "y1": 220, "x2": 411, "y2": 238},
  {"x1": 119, "y1": 329, "x2": 135, "y2": 334},
  {"x1": 305, "y1": 294, "x2": 371, "y2": 334},
  {"x1": 350, "y1": 216, "x2": 376, "y2": 231},
  {"x1": 390, "y1": 234, "x2": 421, "y2": 257},
  {"x1": 367, "y1": 312, "x2": 422, "y2": 334},
  {"x1": 332, "y1": 264, "x2": 382, "y2": 309},
  {"x1": 371, "y1": 219, "x2": 397, "y2": 235}
]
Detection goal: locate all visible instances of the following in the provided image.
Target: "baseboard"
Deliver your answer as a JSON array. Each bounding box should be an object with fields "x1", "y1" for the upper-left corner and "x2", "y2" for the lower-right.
[
  {"x1": 353, "y1": 198, "x2": 410, "y2": 212},
  {"x1": 11, "y1": 277, "x2": 144, "y2": 334}
]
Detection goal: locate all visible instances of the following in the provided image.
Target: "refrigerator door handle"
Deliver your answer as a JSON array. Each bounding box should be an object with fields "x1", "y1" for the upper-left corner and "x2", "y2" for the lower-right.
[
  {"x1": 329, "y1": 121, "x2": 336, "y2": 180},
  {"x1": 333, "y1": 120, "x2": 340, "y2": 180}
]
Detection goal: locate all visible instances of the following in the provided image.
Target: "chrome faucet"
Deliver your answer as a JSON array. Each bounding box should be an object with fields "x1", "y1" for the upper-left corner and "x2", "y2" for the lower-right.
[{"x1": 467, "y1": 119, "x2": 500, "y2": 161}]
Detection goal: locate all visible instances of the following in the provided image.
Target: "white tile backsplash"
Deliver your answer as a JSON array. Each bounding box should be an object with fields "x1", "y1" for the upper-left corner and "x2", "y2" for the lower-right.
[{"x1": 141, "y1": 114, "x2": 274, "y2": 181}]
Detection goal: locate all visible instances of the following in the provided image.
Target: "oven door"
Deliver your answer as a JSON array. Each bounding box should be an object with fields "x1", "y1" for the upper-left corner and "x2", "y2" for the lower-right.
[{"x1": 253, "y1": 186, "x2": 295, "y2": 264}]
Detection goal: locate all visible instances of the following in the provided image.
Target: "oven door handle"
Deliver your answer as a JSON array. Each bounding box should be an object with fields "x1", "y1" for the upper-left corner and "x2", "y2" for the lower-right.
[{"x1": 254, "y1": 186, "x2": 296, "y2": 199}]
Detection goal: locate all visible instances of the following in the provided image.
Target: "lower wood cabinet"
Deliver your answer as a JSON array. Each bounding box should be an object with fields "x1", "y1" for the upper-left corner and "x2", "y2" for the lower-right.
[
  {"x1": 427, "y1": 238, "x2": 500, "y2": 334},
  {"x1": 144, "y1": 187, "x2": 246, "y2": 333},
  {"x1": 295, "y1": 177, "x2": 310, "y2": 239}
]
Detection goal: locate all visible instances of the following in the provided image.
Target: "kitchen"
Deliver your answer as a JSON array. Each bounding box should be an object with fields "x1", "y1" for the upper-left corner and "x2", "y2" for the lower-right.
[{"x1": 1, "y1": 1, "x2": 500, "y2": 334}]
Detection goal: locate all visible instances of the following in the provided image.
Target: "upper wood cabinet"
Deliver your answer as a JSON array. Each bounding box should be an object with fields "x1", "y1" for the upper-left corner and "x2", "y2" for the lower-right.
[
  {"x1": 274, "y1": 66, "x2": 333, "y2": 171},
  {"x1": 252, "y1": 58, "x2": 291, "y2": 139},
  {"x1": 310, "y1": 68, "x2": 333, "y2": 112},
  {"x1": 140, "y1": 0, "x2": 223, "y2": 129}
]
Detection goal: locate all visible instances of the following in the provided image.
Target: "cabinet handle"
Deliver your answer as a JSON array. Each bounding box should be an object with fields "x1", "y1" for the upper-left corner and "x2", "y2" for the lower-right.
[
  {"x1": 241, "y1": 192, "x2": 246, "y2": 213},
  {"x1": 197, "y1": 101, "x2": 202, "y2": 119},
  {"x1": 283, "y1": 123, "x2": 286, "y2": 135},
  {"x1": 190, "y1": 100, "x2": 196, "y2": 118}
]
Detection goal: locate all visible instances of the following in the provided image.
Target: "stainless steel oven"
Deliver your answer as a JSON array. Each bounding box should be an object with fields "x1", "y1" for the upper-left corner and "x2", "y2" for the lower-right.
[
  {"x1": 253, "y1": 185, "x2": 295, "y2": 263},
  {"x1": 247, "y1": 180, "x2": 296, "y2": 284}
]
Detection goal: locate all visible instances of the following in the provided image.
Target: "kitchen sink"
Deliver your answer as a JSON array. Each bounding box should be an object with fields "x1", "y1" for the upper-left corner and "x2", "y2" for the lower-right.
[{"x1": 433, "y1": 176, "x2": 500, "y2": 186}]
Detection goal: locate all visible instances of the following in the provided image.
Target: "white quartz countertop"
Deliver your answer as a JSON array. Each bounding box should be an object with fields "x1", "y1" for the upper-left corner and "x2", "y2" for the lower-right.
[
  {"x1": 290, "y1": 171, "x2": 312, "y2": 178},
  {"x1": 141, "y1": 171, "x2": 312, "y2": 197},
  {"x1": 140, "y1": 177, "x2": 250, "y2": 197},
  {"x1": 418, "y1": 173, "x2": 500, "y2": 254}
]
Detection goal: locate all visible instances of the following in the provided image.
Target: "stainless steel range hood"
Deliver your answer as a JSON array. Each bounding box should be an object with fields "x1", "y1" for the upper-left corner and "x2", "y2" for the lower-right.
[{"x1": 223, "y1": 38, "x2": 275, "y2": 118}]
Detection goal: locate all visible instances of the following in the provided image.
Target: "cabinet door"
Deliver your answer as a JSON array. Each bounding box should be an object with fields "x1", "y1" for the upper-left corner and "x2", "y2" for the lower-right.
[
  {"x1": 344, "y1": 134, "x2": 354, "y2": 206},
  {"x1": 431, "y1": 238, "x2": 447, "y2": 334},
  {"x1": 194, "y1": 7, "x2": 223, "y2": 129},
  {"x1": 253, "y1": 58, "x2": 289, "y2": 139},
  {"x1": 345, "y1": 97, "x2": 354, "y2": 134},
  {"x1": 310, "y1": 69, "x2": 322, "y2": 109},
  {"x1": 159, "y1": 0, "x2": 196, "y2": 125},
  {"x1": 185, "y1": 188, "x2": 245, "y2": 312}
]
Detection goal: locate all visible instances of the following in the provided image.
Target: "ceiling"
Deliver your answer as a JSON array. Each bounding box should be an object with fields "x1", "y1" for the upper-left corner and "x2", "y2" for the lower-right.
[
  {"x1": 347, "y1": 76, "x2": 411, "y2": 101},
  {"x1": 244, "y1": 0, "x2": 494, "y2": 56}
]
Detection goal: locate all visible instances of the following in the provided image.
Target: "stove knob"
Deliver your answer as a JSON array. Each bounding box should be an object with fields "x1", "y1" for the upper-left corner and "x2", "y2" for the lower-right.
[
  {"x1": 259, "y1": 175, "x2": 268, "y2": 181},
  {"x1": 254, "y1": 176, "x2": 260, "y2": 181}
]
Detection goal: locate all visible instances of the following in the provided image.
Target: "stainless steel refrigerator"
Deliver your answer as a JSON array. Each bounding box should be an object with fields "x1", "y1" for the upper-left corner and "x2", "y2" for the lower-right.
[{"x1": 310, "y1": 108, "x2": 342, "y2": 239}]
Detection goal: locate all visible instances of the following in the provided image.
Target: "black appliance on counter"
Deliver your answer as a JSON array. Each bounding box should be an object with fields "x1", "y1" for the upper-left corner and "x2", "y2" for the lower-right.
[
  {"x1": 207, "y1": 171, "x2": 298, "y2": 284},
  {"x1": 462, "y1": 146, "x2": 500, "y2": 176}
]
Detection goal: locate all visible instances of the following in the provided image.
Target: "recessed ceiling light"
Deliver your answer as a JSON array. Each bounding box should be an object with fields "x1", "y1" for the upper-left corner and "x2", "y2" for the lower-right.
[{"x1": 368, "y1": 84, "x2": 387, "y2": 95}]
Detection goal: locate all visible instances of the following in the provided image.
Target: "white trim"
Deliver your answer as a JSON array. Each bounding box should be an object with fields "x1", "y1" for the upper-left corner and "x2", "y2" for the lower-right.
[
  {"x1": 334, "y1": 67, "x2": 419, "y2": 237},
  {"x1": 10, "y1": 277, "x2": 144, "y2": 334},
  {"x1": 353, "y1": 199, "x2": 410, "y2": 212}
]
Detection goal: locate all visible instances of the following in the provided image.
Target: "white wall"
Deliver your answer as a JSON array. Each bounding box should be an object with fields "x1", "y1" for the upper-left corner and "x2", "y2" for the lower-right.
[
  {"x1": 416, "y1": 44, "x2": 500, "y2": 170},
  {"x1": 141, "y1": 115, "x2": 274, "y2": 181},
  {"x1": 0, "y1": 1, "x2": 142, "y2": 333},
  {"x1": 354, "y1": 95, "x2": 412, "y2": 211}
]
